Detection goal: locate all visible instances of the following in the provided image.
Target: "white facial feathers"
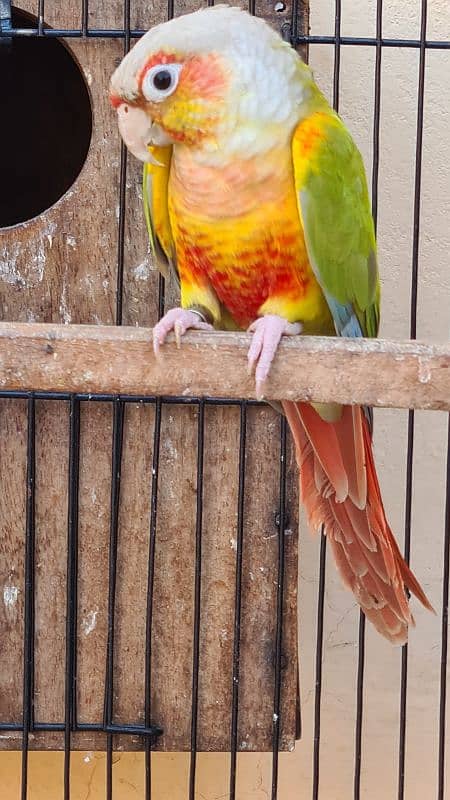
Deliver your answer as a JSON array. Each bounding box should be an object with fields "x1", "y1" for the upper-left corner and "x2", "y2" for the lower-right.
[
  {"x1": 110, "y1": 6, "x2": 314, "y2": 160},
  {"x1": 110, "y1": 6, "x2": 309, "y2": 110}
]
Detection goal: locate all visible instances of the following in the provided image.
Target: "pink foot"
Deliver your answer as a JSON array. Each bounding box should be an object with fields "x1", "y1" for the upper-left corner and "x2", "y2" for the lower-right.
[
  {"x1": 153, "y1": 308, "x2": 213, "y2": 355},
  {"x1": 247, "y1": 315, "x2": 302, "y2": 400}
]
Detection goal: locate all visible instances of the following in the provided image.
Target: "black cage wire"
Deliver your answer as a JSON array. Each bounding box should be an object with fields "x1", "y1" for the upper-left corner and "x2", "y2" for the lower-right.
[{"x1": 0, "y1": 0, "x2": 449, "y2": 799}]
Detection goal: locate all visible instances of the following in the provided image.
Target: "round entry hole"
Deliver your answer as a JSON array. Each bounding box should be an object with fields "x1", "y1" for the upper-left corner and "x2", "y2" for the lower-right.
[{"x1": 0, "y1": 8, "x2": 92, "y2": 228}]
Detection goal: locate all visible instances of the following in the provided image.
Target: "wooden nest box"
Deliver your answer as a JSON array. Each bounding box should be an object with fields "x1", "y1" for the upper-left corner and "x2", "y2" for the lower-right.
[{"x1": 0, "y1": 0, "x2": 310, "y2": 753}]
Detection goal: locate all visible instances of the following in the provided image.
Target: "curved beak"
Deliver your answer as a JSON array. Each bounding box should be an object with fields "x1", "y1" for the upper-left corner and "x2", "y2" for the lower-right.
[{"x1": 116, "y1": 103, "x2": 171, "y2": 165}]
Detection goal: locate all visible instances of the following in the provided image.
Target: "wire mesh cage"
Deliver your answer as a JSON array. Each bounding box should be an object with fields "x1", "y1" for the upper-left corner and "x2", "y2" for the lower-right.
[{"x1": 0, "y1": 1, "x2": 449, "y2": 799}]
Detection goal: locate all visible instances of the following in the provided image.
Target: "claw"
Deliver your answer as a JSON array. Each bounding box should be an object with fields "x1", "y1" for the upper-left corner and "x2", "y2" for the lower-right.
[
  {"x1": 174, "y1": 321, "x2": 182, "y2": 349},
  {"x1": 153, "y1": 308, "x2": 213, "y2": 356},
  {"x1": 247, "y1": 315, "x2": 302, "y2": 400}
]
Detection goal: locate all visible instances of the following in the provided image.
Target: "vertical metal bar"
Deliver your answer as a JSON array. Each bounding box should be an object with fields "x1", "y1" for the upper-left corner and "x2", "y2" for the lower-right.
[
  {"x1": 188, "y1": 400, "x2": 205, "y2": 800},
  {"x1": 157, "y1": 274, "x2": 166, "y2": 321},
  {"x1": 353, "y1": 613, "x2": 366, "y2": 800},
  {"x1": 64, "y1": 397, "x2": 80, "y2": 800},
  {"x1": 398, "y1": 465, "x2": 412, "y2": 799},
  {"x1": 409, "y1": 0, "x2": 427, "y2": 345},
  {"x1": 270, "y1": 416, "x2": 288, "y2": 800},
  {"x1": 115, "y1": 151, "x2": 127, "y2": 323},
  {"x1": 21, "y1": 396, "x2": 36, "y2": 800},
  {"x1": 289, "y1": 0, "x2": 300, "y2": 50},
  {"x1": 105, "y1": 0, "x2": 130, "y2": 790},
  {"x1": 371, "y1": 0, "x2": 383, "y2": 232},
  {"x1": 229, "y1": 403, "x2": 247, "y2": 800},
  {"x1": 398, "y1": 4, "x2": 427, "y2": 798},
  {"x1": 332, "y1": 0, "x2": 342, "y2": 113},
  {"x1": 354, "y1": 5, "x2": 383, "y2": 797},
  {"x1": 160, "y1": 0, "x2": 171, "y2": 343},
  {"x1": 115, "y1": 0, "x2": 131, "y2": 327},
  {"x1": 145, "y1": 0, "x2": 167, "y2": 777},
  {"x1": 123, "y1": 0, "x2": 130, "y2": 52},
  {"x1": 144, "y1": 398, "x2": 163, "y2": 800},
  {"x1": 104, "y1": 399, "x2": 125, "y2": 800},
  {"x1": 311, "y1": 6, "x2": 342, "y2": 799},
  {"x1": 438, "y1": 417, "x2": 450, "y2": 800},
  {"x1": 81, "y1": 0, "x2": 88, "y2": 36},
  {"x1": 37, "y1": 0, "x2": 44, "y2": 35},
  {"x1": 312, "y1": 533, "x2": 327, "y2": 800}
]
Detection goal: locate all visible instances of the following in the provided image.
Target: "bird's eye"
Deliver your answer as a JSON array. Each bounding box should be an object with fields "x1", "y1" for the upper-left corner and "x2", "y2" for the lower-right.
[{"x1": 142, "y1": 63, "x2": 182, "y2": 103}]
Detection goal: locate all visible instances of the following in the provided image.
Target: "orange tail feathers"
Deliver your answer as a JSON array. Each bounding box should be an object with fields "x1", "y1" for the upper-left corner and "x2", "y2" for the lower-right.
[{"x1": 283, "y1": 401, "x2": 433, "y2": 644}]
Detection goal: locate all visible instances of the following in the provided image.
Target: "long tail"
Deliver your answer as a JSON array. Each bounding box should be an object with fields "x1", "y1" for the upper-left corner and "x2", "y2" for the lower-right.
[{"x1": 283, "y1": 401, "x2": 433, "y2": 644}]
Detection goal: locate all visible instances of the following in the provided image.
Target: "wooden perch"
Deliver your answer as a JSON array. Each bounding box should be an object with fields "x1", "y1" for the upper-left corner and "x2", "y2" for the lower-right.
[{"x1": 0, "y1": 322, "x2": 448, "y2": 410}]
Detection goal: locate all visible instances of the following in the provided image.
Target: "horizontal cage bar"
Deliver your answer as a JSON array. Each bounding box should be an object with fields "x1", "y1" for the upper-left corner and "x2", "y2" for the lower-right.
[{"x1": 0, "y1": 29, "x2": 449, "y2": 49}]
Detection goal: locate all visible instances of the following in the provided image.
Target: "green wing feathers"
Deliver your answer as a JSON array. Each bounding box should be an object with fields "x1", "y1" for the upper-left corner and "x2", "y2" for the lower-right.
[{"x1": 292, "y1": 108, "x2": 380, "y2": 339}]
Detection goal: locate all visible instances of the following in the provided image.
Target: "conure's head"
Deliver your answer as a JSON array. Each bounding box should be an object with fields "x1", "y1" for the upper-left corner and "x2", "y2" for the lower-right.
[{"x1": 110, "y1": 5, "x2": 312, "y2": 162}]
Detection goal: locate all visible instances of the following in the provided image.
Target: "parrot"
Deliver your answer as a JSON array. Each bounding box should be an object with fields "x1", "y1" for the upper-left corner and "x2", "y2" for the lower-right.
[{"x1": 109, "y1": 5, "x2": 432, "y2": 644}]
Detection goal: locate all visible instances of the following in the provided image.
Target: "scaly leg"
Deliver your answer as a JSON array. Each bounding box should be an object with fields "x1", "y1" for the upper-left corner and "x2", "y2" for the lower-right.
[
  {"x1": 153, "y1": 307, "x2": 213, "y2": 355},
  {"x1": 247, "y1": 315, "x2": 302, "y2": 400}
]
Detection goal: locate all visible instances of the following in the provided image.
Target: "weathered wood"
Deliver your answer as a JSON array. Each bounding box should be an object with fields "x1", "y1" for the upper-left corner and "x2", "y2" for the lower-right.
[
  {"x1": 0, "y1": 398, "x2": 300, "y2": 753},
  {"x1": 237, "y1": 406, "x2": 299, "y2": 751},
  {"x1": 76, "y1": 403, "x2": 113, "y2": 725},
  {"x1": 34, "y1": 401, "x2": 69, "y2": 725},
  {"x1": 1, "y1": 0, "x2": 123, "y2": 749},
  {"x1": 0, "y1": 401, "x2": 27, "y2": 724},
  {"x1": 0, "y1": 323, "x2": 448, "y2": 410}
]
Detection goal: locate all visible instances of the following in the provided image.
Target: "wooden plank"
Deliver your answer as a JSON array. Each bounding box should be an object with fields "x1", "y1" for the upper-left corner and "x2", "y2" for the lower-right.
[
  {"x1": 148, "y1": 403, "x2": 199, "y2": 749},
  {"x1": 0, "y1": 401, "x2": 27, "y2": 725},
  {"x1": 196, "y1": 404, "x2": 240, "y2": 751},
  {"x1": 76, "y1": 402, "x2": 113, "y2": 725},
  {"x1": 237, "y1": 406, "x2": 299, "y2": 751},
  {"x1": 112, "y1": 402, "x2": 154, "y2": 727},
  {"x1": 0, "y1": 323, "x2": 448, "y2": 410},
  {"x1": 34, "y1": 401, "x2": 69, "y2": 725},
  {"x1": 0, "y1": 5, "x2": 121, "y2": 750}
]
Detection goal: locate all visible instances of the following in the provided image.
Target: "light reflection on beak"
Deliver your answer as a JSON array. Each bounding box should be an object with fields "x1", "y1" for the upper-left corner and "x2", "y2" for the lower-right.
[{"x1": 116, "y1": 103, "x2": 170, "y2": 165}]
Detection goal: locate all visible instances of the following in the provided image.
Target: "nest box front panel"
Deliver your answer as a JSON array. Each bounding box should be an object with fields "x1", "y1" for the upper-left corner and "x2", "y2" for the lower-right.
[{"x1": 0, "y1": 0, "x2": 302, "y2": 752}]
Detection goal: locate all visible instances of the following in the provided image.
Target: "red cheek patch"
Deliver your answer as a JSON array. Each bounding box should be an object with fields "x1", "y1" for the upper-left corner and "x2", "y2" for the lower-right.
[
  {"x1": 110, "y1": 93, "x2": 123, "y2": 109},
  {"x1": 181, "y1": 54, "x2": 227, "y2": 100}
]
